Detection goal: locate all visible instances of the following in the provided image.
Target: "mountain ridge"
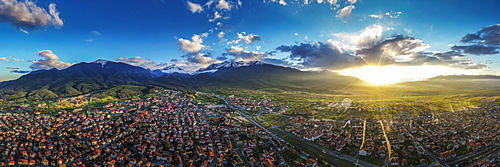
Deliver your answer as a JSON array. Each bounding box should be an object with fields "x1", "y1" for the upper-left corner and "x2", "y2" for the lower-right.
[{"x1": 1, "y1": 59, "x2": 498, "y2": 101}]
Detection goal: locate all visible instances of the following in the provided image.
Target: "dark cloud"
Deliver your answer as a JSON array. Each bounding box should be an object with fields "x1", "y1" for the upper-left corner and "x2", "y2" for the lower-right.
[
  {"x1": 453, "y1": 24, "x2": 500, "y2": 55},
  {"x1": 276, "y1": 41, "x2": 363, "y2": 70},
  {"x1": 451, "y1": 45, "x2": 499, "y2": 55},
  {"x1": 460, "y1": 24, "x2": 500, "y2": 45},
  {"x1": 357, "y1": 35, "x2": 429, "y2": 66},
  {"x1": 432, "y1": 50, "x2": 465, "y2": 60},
  {"x1": 223, "y1": 46, "x2": 288, "y2": 66},
  {"x1": 6, "y1": 67, "x2": 19, "y2": 69},
  {"x1": 10, "y1": 70, "x2": 30, "y2": 73}
]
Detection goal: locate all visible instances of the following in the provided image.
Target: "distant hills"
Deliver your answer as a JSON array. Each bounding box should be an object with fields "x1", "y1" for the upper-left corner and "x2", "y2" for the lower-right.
[{"x1": 0, "y1": 59, "x2": 499, "y2": 101}]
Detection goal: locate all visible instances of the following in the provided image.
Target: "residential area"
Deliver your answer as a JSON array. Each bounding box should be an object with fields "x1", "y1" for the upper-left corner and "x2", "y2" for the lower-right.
[{"x1": 0, "y1": 90, "x2": 290, "y2": 166}]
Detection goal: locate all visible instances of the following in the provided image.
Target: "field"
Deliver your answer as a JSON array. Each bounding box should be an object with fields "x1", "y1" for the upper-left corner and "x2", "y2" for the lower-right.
[{"x1": 203, "y1": 85, "x2": 500, "y2": 120}]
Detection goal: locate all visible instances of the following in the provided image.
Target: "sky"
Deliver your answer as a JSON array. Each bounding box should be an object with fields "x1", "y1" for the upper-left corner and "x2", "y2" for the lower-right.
[{"x1": 1, "y1": 0, "x2": 500, "y2": 84}]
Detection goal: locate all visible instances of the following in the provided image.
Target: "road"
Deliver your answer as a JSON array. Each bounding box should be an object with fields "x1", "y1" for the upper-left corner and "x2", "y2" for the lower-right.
[
  {"x1": 446, "y1": 143, "x2": 500, "y2": 165},
  {"x1": 411, "y1": 125, "x2": 450, "y2": 167},
  {"x1": 217, "y1": 95, "x2": 378, "y2": 167}
]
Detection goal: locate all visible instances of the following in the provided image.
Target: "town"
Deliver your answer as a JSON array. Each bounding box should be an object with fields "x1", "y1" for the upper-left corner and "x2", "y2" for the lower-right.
[
  {"x1": 0, "y1": 89, "x2": 499, "y2": 167},
  {"x1": 0, "y1": 90, "x2": 290, "y2": 167}
]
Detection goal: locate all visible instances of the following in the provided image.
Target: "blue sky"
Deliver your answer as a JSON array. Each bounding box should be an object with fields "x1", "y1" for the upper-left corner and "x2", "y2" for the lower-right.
[{"x1": 1, "y1": 0, "x2": 499, "y2": 82}]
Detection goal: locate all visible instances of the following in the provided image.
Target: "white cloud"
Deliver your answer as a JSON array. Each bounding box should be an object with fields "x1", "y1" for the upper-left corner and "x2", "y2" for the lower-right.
[
  {"x1": 171, "y1": 53, "x2": 221, "y2": 72},
  {"x1": 209, "y1": 11, "x2": 222, "y2": 22},
  {"x1": 218, "y1": 32, "x2": 225, "y2": 38},
  {"x1": 85, "y1": 39, "x2": 94, "y2": 42},
  {"x1": 30, "y1": 50, "x2": 73, "y2": 70},
  {"x1": 204, "y1": 0, "x2": 215, "y2": 6},
  {"x1": 91, "y1": 31, "x2": 102, "y2": 36},
  {"x1": 327, "y1": 0, "x2": 337, "y2": 5},
  {"x1": 177, "y1": 34, "x2": 207, "y2": 53},
  {"x1": 19, "y1": 28, "x2": 28, "y2": 34},
  {"x1": 11, "y1": 58, "x2": 24, "y2": 62},
  {"x1": 0, "y1": 57, "x2": 25, "y2": 62},
  {"x1": 237, "y1": 33, "x2": 262, "y2": 44},
  {"x1": 0, "y1": 0, "x2": 64, "y2": 30},
  {"x1": 216, "y1": 0, "x2": 232, "y2": 10},
  {"x1": 226, "y1": 45, "x2": 245, "y2": 52},
  {"x1": 368, "y1": 14, "x2": 383, "y2": 19},
  {"x1": 337, "y1": 5, "x2": 355, "y2": 19},
  {"x1": 187, "y1": 1, "x2": 203, "y2": 13},
  {"x1": 270, "y1": 0, "x2": 288, "y2": 5},
  {"x1": 116, "y1": 56, "x2": 169, "y2": 70},
  {"x1": 332, "y1": 24, "x2": 387, "y2": 49},
  {"x1": 347, "y1": 0, "x2": 357, "y2": 4},
  {"x1": 256, "y1": 46, "x2": 262, "y2": 50},
  {"x1": 404, "y1": 28, "x2": 412, "y2": 34},
  {"x1": 48, "y1": 3, "x2": 62, "y2": 27},
  {"x1": 294, "y1": 33, "x2": 299, "y2": 36},
  {"x1": 200, "y1": 32, "x2": 209, "y2": 38}
]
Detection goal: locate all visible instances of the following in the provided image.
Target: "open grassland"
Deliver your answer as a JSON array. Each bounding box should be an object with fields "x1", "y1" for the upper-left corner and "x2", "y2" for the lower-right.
[{"x1": 205, "y1": 85, "x2": 500, "y2": 119}]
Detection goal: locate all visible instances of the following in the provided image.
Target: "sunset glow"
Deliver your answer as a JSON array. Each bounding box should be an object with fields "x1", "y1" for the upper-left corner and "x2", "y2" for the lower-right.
[{"x1": 339, "y1": 65, "x2": 480, "y2": 85}]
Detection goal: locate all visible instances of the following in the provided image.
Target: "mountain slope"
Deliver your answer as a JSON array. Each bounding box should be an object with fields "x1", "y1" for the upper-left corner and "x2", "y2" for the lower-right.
[
  {"x1": 188, "y1": 63, "x2": 362, "y2": 93},
  {"x1": 394, "y1": 75, "x2": 500, "y2": 89},
  {"x1": 0, "y1": 60, "x2": 157, "y2": 100}
]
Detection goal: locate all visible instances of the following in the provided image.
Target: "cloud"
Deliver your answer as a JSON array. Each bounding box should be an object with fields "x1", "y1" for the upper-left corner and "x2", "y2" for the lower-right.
[
  {"x1": 29, "y1": 50, "x2": 73, "y2": 70},
  {"x1": 216, "y1": 0, "x2": 232, "y2": 10},
  {"x1": 354, "y1": 36, "x2": 487, "y2": 70},
  {"x1": 276, "y1": 41, "x2": 364, "y2": 70},
  {"x1": 209, "y1": 11, "x2": 222, "y2": 22},
  {"x1": 270, "y1": 0, "x2": 287, "y2": 5},
  {"x1": 48, "y1": 3, "x2": 62, "y2": 27},
  {"x1": 452, "y1": 24, "x2": 500, "y2": 55},
  {"x1": 0, "y1": 0, "x2": 64, "y2": 30},
  {"x1": 217, "y1": 32, "x2": 225, "y2": 38},
  {"x1": 200, "y1": 32, "x2": 209, "y2": 38},
  {"x1": 332, "y1": 24, "x2": 387, "y2": 49},
  {"x1": 10, "y1": 70, "x2": 30, "y2": 73},
  {"x1": 451, "y1": 45, "x2": 499, "y2": 55},
  {"x1": 187, "y1": 1, "x2": 203, "y2": 13},
  {"x1": 460, "y1": 24, "x2": 500, "y2": 45},
  {"x1": 223, "y1": 46, "x2": 288, "y2": 65},
  {"x1": 116, "y1": 56, "x2": 169, "y2": 70},
  {"x1": 237, "y1": 33, "x2": 262, "y2": 44},
  {"x1": 177, "y1": 34, "x2": 207, "y2": 54},
  {"x1": 347, "y1": 0, "x2": 357, "y2": 4},
  {"x1": 11, "y1": 58, "x2": 24, "y2": 62},
  {"x1": 337, "y1": 5, "x2": 355, "y2": 19},
  {"x1": 91, "y1": 31, "x2": 102, "y2": 36},
  {"x1": 172, "y1": 53, "x2": 222, "y2": 71},
  {"x1": 357, "y1": 35, "x2": 430, "y2": 66},
  {"x1": 6, "y1": 67, "x2": 18, "y2": 69},
  {"x1": 0, "y1": 57, "x2": 26, "y2": 62}
]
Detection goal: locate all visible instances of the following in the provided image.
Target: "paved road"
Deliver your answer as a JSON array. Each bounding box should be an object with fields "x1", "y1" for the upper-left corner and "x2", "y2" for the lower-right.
[{"x1": 216, "y1": 95, "x2": 378, "y2": 167}]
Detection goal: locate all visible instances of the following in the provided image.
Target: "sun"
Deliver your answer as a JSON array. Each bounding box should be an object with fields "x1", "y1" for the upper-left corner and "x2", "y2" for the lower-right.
[{"x1": 339, "y1": 65, "x2": 479, "y2": 85}]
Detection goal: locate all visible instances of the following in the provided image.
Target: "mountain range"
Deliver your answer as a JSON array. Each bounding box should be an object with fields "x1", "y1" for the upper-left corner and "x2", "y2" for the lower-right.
[{"x1": 0, "y1": 59, "x2": 499, "y2": 101}]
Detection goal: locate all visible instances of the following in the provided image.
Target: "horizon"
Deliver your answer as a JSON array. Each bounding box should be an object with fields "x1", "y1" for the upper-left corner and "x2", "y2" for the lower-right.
[{"x1": 2, "y1": 58, "x2": 500, "y2": 86}]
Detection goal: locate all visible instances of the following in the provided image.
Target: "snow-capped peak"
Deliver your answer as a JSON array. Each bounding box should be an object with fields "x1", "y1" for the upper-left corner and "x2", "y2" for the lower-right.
[
  {"x1": 160, "y1": 65, "x2": 188, "y2": 74},
  {"x1": 92, "y1": 59, "x2": 113, "y2": 67},
  {"x1": 195, "y1": 61, "x2": 265, "y2": 74}
]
